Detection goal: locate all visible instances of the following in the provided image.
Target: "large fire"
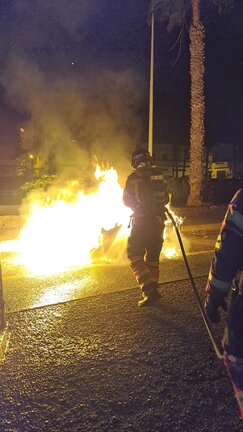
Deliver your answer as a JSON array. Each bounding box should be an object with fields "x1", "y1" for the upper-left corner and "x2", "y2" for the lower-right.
[{"x1": 0, "y1": 166, "x2": 183, "y2": 275}]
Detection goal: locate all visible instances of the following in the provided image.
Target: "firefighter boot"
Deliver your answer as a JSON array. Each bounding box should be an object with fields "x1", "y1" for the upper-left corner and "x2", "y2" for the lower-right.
[{"x1": 137, "y1": 282, "x2": 161, "y2": 307}]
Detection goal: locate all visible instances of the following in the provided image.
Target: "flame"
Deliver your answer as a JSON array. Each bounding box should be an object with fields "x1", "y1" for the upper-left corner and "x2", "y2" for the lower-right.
[
  {"x1": 162, "y1": 207, "x2": 184, "y2": 259},
  {"x1": 0, "y1": 166, "x2": 184, "y2": 275},
  {"x1": 163, "y1": 246, "x2": 177, "y2": 258},
  {"x1": 1, "y1": 165, "x2": 129, "y2": 275}
]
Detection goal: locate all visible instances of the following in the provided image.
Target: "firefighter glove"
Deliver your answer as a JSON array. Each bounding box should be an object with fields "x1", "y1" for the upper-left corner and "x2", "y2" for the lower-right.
[{"x1": 204, "y1": 293, "x2": 227, "y2": 324}]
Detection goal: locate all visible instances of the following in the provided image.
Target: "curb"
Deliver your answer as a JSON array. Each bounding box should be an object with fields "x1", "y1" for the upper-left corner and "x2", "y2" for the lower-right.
[
  {"x1": 172, "y1": 205, "x2": 227, "y2": 218},
  {"x1": 181, "y1": 222, "x2": 220, "y2": 232}
]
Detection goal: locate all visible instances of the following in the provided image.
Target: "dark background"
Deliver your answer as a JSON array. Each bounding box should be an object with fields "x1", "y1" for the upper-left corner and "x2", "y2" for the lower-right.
[{"x1": 0, "y1": 0, "x2": 243, "y2": 159}]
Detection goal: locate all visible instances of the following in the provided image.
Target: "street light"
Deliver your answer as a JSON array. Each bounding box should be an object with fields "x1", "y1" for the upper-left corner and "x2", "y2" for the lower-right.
[
  {"x1": 148, "y1": 4, "x2": 155, "y2": 156},
  {"x1": 148, "y1": 0, "x2": 162, "y2": 156}
]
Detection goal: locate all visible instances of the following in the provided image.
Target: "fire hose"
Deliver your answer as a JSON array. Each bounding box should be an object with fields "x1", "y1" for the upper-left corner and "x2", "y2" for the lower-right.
[{"x1": 165, "y1": 208, "x2": 223, "y2": 361}]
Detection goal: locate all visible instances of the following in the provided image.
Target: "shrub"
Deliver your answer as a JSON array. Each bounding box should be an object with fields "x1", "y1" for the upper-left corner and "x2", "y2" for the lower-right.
[{"x1": 21, "y1": 174, "x2": 57, "y2": 193}]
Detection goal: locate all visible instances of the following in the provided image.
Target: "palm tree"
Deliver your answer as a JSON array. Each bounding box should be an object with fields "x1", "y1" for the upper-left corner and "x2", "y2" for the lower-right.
[
  {"x1": 149, "y1": 0, "x2": 233, "y2": 206},
  {"x1": 188, "y1": 0, "x2": 205, "y2": 205}
]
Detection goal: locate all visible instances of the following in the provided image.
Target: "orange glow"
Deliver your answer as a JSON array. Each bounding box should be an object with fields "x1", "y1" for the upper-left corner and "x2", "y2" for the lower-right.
[
  {"x1": 1, "y1": 165, "x2": 130, "y2": 275},
  {"x1": 162, "y1": 207, "x2": 184, "y2": 259},
  {"x1": 0, "y1": 166, "x2": 183, "y2": 275}
]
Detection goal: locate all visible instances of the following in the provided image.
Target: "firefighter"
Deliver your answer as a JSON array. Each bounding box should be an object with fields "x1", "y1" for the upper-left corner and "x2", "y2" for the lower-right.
[
  {"x1": 123, "y1": 148, "x2": 169, "y2": 307},
  {"x1": 204, "y1": 189, "x2": 243, "y2": 411}
]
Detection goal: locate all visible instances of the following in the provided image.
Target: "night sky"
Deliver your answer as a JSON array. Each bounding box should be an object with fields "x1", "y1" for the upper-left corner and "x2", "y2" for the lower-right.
[{"x1": 0, "y1": 0, "x2": 243, "y2": 175}]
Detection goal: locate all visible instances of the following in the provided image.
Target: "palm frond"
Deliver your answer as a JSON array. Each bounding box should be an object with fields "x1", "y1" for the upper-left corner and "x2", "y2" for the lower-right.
[
  {"x1": 212, "y1": 0, "x2": 234, "y2": 14},
  {"x1": 170, "y1": 22, "x2": 187, "y2": 66},
  {"x1": 166, "y1": 10, "x2": 185, "y2": 32},
  {"x1": 148, "y1": 0, "x2": 190, "y2": 31}
]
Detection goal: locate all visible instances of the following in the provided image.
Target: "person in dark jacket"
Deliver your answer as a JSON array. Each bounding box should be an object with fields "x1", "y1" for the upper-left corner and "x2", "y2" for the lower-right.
[
  {"x1": 123, "y1": 147, "x2": 169, "y2": 307},
  {"x1": 204, "y1": 189, "x2": 243, "y2": 416}
]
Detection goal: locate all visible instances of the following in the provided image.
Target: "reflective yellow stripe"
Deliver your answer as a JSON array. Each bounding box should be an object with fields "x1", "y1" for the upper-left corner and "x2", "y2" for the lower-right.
[
  {"x1": 226, "y1": 209, "x2": 243, "y2": 232},
  {"x1": 208, "y1": 271, "x2": 231, "y2": 292},
  {"x1": 150, "y1": 175, "x2": 164, "y2": 180},
  {"x1": 215, "y1": 234, "x2": 221, "y2": 250}
]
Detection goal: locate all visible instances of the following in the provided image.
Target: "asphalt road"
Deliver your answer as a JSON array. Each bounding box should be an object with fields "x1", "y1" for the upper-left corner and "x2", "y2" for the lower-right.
[
  {"x1": 0, "y1": 276, "x2": 242, "y2": 431},
  {"x1": 0, "y1": 226, "x2": 218, "y2": 313},
  {"x1": 1, "y1": 221, "x2": 243, "y2": 431}
]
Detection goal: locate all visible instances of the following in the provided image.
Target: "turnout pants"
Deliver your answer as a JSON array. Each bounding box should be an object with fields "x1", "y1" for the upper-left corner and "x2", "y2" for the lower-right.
[
  {"x1": 223, "y1": 288, "x2": 243, "y2": 358},
  {"x1": 127, "y1": 216, "x2": 165, "y2": 291}
]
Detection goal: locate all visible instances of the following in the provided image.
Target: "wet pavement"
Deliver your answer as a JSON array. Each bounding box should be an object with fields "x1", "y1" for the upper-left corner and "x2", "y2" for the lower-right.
[
  {"x1": 0, "y1": 277, "x2": 242, "y2": 431},
  {"x1": 1, "y1": 209, "x2": 241, "y2": 431},
  {"x1": 1, "y1": 251, "x2": 213, "y2": 313},
  {"x1": 0, "y1": 211, "x2": 221, "y2": 313}
]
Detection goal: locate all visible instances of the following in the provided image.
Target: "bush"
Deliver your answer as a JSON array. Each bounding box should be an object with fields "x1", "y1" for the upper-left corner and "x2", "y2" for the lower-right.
[
  {"x1": 168, "y1": 177, "x2": 243, "y2": 206},
  {"x1": 168, "y1": 177, "x2": 189, "y2": 206},
  {"x1": 21, "y1": 174, "x2": 57, "y2": 193},
  {"x1": 201, "y1": 179, "x2": 243, "y2": 204}
]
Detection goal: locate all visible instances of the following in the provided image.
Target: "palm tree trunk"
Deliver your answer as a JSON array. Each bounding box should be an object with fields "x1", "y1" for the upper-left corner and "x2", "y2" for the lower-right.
[{"x1": 187, "y1": 0, "x2": 205, "y2": 206}]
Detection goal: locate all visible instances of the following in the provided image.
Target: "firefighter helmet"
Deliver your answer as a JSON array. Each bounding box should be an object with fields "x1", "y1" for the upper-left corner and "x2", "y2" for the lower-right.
[{"x1": 131, "y1": 148, "x2": 152, "y2": 169}]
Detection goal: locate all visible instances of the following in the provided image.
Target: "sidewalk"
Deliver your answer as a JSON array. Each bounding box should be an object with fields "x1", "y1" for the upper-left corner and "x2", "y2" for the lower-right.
[
  {"x1": 0, "y1": 278, "x2": 241, "y2": 431},
  {"x1": 181, "y1": 222, "x2": 221, "y2": 233}
]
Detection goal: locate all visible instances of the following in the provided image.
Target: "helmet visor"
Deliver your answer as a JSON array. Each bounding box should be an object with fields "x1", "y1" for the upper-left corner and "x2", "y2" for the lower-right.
[{"x1": 132, "y1": 151, "x2": 151, "y2": 168}]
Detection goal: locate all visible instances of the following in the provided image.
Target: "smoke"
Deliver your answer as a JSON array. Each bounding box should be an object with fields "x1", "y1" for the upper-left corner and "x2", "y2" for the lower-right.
[
  {"x1": 10, "y1": 0, "x2": 104, "y2": 49},
  {"x1": 0, "y1": 0, "x2": 147, "y2": 186}
]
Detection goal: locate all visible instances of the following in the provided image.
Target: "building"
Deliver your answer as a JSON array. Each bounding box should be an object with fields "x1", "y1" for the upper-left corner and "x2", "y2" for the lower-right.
[{"x1": 152, "y1": 142, "x2": 243, "y2": 179}]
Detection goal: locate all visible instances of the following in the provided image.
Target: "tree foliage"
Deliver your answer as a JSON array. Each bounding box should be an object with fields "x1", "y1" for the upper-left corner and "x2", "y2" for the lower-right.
[
  {"x1": 212, "y1": 0, "x2": 234, "y2": 13},
  {"x1": 21, "y1": 175, "x2": 57, "y2": 193},
  {"x1": 150, "y1": 0, "x2": 189, "y2": 31},
  {"x1": 150, "y1": 0, "x2": 234, "y2": 29},
  {"x1": 150, "y1": 0, "x2": 234, "y2": 205}
]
